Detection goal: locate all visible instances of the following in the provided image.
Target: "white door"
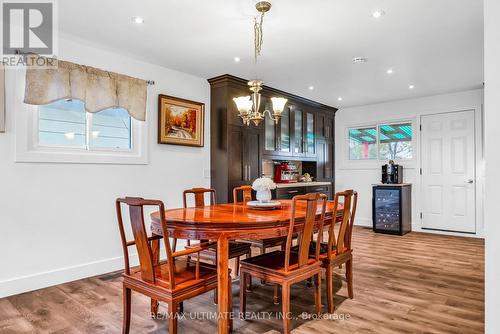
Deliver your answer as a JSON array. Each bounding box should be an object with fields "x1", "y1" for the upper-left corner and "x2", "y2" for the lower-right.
[{"x1": 421, "y1": 110, "x2": 476, "y2": 233}]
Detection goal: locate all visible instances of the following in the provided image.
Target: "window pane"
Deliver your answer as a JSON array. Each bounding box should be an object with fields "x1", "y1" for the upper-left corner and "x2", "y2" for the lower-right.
[
  {"x1": 349, "y1": 127, "x2": 377, "y2": 160},
  {"x1": 91, "y1": 108, "x2": 131, "y2": 150},
  {"x1": 38, "y1": 100, "x2": 86, "y2": 147},
  {"x1": 379, "y1": 123, "x2": 413, "y2": 160}
]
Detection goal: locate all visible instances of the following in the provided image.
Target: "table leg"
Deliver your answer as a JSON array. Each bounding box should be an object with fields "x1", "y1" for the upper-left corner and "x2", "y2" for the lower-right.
[{"x1": 217, "y1": 235, "x2": 230, "y2": 334}]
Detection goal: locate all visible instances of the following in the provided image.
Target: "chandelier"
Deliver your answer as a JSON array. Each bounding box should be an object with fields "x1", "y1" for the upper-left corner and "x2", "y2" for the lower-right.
[{"x1": 233, "y1": 1, "x2": 288, "y2": 126}]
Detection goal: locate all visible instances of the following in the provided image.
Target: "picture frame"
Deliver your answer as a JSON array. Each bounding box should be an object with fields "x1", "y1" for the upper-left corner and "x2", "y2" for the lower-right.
[
  {"x1": 0, "y1": 63, "x2": 5, "y2": 133},
  {"x1": 158, "y1": 94, "x2": 204, "y2": 147}
]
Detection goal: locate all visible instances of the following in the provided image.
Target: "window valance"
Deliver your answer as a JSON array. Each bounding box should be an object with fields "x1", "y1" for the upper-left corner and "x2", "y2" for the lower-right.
[{"x1": 24, "y1": 57, "x2": 148, "y2": 121}]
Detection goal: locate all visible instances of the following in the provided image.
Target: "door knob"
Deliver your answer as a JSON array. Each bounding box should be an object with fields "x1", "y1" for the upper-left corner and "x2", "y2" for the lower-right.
[{"x1": 465, "y1": 179, "x2": 474, "y2": 184}]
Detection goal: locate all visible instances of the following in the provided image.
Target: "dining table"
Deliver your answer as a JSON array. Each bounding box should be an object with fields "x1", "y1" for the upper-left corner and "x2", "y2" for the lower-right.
[{"x1": 150, "y1": 199, "x2": 341, "y2": 334}]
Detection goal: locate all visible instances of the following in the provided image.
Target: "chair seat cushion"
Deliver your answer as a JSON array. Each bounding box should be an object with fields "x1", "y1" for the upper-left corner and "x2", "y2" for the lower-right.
[
  {"x1": 128, "y1": 258, "x2": 218, "y2": 290},
  {"x1": 240, "y1": 250, "x2": 320, "y2": 276}
]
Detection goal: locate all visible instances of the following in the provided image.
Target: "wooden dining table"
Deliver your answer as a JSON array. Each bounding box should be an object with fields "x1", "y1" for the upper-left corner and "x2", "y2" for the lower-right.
[{"x1": 150, "y1": 199, "x2": 341, "y2": 334}]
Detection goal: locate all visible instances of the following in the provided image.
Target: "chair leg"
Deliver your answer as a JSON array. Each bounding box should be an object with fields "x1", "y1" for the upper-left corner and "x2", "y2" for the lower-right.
[
  {"x1": 235, "y1": 256, "x2": 240, "y2": 276},
  {"x1": 260, "y1": 246, "x2": 266, "y2": 285},
  {"x1": 178, "y1": 302, "x2": 184, "y2": 314},
  {"x1": 273, "y1": 284, "x2": 280, "y2": 305},
  {"x1": 326, "y1": 265, "x2": 334, "y2": 314},
  {"x1": 346, "y1": 259, "x2": 354, "y2": 299},
  {"x1": 213, "y1": 288, "x2": 218, "y2": 305},
  {"x1": 167, "y1": 301, "x2": 178, "y2": 334},
  {"x1": 151, "y1": 238, "x2": 160, "y2": 314},
  {"x1": 122, "y1": 285, "x2": 131, "y2": 334},
  {"x1": 314, "y1": 273, "x2": 322, "y2": 315},
  {"x1": 228, "y1": 274, "x2": 233, "y2": 333},
  {"x1": 150, "y1": 299, "x2": 159, "y2": 316},
  {"x1": 246, "y1": 250, "x2": 252, "y2": 291},
  {"x1": 281, "y1": 283, "x2": 290, "y2": 334},
  {"x1": 239, "y1": 273, "x2": 247, "y2": 319}
]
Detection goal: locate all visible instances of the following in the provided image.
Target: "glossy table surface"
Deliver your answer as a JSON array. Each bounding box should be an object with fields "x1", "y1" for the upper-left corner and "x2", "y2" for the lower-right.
[{"x1": 150, "y1": 199, "x2": 341, "y2": 334}]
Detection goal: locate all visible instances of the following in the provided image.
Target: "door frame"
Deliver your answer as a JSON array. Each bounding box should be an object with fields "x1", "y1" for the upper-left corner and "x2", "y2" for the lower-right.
[{"x1": 418, "y1": 107, "x2": 484, "y2": 237}]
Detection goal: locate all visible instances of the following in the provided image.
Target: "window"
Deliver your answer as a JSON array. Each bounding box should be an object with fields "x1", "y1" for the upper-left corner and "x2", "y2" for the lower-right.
[
  {"x1": 349, "y1": 127, "x2": 378, "y2": 160},
  {"x1": 379, "y1": 123, "x2": 412, "y2": 160},
  {"x1": 348, "y1": 122, "x2": 413, "y2": 161},
  {"x1": 38, "y1": 99, "x2": 132, "y2": 150}
]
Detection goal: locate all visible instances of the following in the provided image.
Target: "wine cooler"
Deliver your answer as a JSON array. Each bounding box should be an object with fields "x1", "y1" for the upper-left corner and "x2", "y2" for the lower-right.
[{"x1": 372, "y1": 184, "x2": 412, "y2": 235}]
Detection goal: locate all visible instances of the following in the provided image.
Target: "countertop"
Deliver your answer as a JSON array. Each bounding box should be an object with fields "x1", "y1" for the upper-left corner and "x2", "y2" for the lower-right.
[{"x1": 275, "y1": 181, "x2": 332, "y2": 189}]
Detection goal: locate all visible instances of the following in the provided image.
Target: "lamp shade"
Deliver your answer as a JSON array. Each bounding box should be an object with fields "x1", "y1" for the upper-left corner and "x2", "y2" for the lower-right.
[
  {"x1": 271, "y1": 97, "x2": 288, "y2": 114},
  {"x1": 233, "y1": 96, "x2": 252, "y2": 116}
]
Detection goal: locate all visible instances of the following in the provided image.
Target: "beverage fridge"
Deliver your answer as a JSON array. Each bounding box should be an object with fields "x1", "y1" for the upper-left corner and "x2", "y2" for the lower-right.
[{"x1": 372, "y1": 184, "x2": 412, "y2": 235}]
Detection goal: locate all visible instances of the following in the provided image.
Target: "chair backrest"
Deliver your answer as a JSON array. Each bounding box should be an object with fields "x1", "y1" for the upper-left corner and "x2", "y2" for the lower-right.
[
  {"x1": 183, "y1": 188, "x2": 216, "y2": 208},
  {"x1": 233, "y1": 185, "x2": 253, "y2": 203},
  {"x1": 116, "y1": 197, "x2": 176, "y2": 288},
  {"x1": 326, "y1": 190, "x2": 358, "y2": 257},
  {"x1": 284, "y1": 193, "x2": 328, "y2": 272}
]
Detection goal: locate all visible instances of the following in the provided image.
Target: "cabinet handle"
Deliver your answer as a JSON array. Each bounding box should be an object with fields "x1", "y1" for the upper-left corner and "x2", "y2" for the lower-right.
[
  {"x1": 243, "y1": 165, "x2": 247, "y2": 181},
  {"x1": 288, "y1": 190, "x2": 299, "y2": 194},
  {"x1": 248, "y1": 166, "x2": 251, "y2": 181},
  {"x1": 314, "y1": 188, "x2": 326, "y2": 191}
]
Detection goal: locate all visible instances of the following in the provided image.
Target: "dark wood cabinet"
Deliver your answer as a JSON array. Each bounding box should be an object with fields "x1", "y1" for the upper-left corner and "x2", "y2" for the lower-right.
[
  {"x1": 316, "y1": 140, "x2": 334, "y2": 181},
  {"x1": 208, "y1": 74, "x2": 337, "y2": 203}
]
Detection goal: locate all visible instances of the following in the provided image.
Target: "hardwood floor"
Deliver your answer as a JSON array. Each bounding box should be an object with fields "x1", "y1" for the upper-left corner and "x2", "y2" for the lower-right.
[{"x1": 0, "y1": 227, "x2": 484, "y2": 333}]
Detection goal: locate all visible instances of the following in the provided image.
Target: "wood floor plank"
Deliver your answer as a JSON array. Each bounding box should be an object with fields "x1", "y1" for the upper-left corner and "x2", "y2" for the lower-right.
[{"x1": 0, "y1": 226, "x2": 484, "y2": 333}]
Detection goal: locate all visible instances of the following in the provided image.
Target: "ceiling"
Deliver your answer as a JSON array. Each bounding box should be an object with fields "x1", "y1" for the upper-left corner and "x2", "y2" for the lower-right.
[{"x1": 58, "y1": 0, "x2": 484, "y2": 108}]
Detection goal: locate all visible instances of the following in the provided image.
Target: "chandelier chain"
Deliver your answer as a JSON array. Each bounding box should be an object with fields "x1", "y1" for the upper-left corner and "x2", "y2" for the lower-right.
[{"x1": 254, "y1": 12, "x2": 264, "y2": 62}]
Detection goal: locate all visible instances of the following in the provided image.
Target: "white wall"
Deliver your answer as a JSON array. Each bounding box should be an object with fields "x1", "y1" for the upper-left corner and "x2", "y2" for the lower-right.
[
  {"x1": 0, "y1": 37, "x2": 211, "y2": 297},
  {"x1": 335, "y1": 89, "x2": 484, "y2": 236},
  {"x1": 484, "y1": 0, "x2": 500, "y2": 332}
]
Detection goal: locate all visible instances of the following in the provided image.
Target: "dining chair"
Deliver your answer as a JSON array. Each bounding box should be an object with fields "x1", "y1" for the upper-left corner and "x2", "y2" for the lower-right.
[
  {"x1": 233, "y1": 185, "x2": 288, "y2": 267},
  {"x1": 116, "y1": 197, "x2": 232, "y2": 334},
  {"x1": 181, "y1": 188, "x2": 252, "y2": 275},
  {"x1": 239, "y1": 193, "x2": 328, "y2": 334},
  {"x1": 294, "y1": 190, "x2": 358, "y2": 313}
]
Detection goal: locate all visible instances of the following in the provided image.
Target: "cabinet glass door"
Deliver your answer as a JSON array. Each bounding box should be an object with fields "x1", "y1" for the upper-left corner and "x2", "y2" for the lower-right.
[
  {"x1": 306, "y1": 112, "x2": 315, "y2": 155},
  {"x1": 294, "y1": 109, "x2": 303, "y2": 154},
  {"x1": 264, "y1": 106, "x2": 276, "y2": 152},
  {"x1": 279, "y1": 107, "x2": 290, "y2": 153}
]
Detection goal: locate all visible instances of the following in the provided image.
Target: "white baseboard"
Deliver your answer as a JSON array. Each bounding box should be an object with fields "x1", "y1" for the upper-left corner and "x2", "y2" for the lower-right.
[
  {"x1": 0, "y1": 254, "x2": 138, "y2": 298},
  {"x1": 354, "y1": 217, "x2": 372, "y2": 227}
]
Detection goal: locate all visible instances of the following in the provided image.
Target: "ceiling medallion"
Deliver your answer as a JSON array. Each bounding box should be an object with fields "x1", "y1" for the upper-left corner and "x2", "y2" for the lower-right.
[{"x1": 233, "y1": 1, "x2": 287, "y2": 127}]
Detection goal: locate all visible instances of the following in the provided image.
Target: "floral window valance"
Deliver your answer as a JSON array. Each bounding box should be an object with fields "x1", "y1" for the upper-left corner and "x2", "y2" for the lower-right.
[{"x1": 24, "y1": 57, "x2": 148, "y2": 121}]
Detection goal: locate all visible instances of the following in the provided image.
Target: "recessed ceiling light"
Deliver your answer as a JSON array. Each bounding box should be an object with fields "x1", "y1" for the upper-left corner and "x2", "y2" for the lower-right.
[
  {"x1": 233, "y1": 57, "x2": 241, "y2": 63},
  {"x1": 386, "y1": 69, "x2": 394, "y2": 75},
  {"x1": 352, "y1": 57, "x2": 368, "y2": 64},
  {"x1": 337, "y1": 97, "x2": 343, "y2": 101},
  {"x1": 409, "y1": 84, "x2": 415, "y2": 89},
  {"x1": 372, "y1": 10, "x2": 385, "y2": 19},
  {"x1": 131, "y1": 16, "x2": 144, "y2": 24},
  {"x1": 308, "y1": 85, "x2": 315, "y2": 91}
]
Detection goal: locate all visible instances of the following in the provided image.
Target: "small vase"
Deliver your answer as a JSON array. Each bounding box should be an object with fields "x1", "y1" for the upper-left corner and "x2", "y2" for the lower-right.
[{"x1": 256, "y1": 189, "x2": 272, "y2": 203}]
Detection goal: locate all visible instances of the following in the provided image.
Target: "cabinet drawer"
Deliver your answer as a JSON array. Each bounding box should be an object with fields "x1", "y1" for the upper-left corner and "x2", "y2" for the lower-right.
[
  {"x1": 306, "y1": 185, "x2": 332, "y2": 199},
  {"x1": 275, "y1": 186, "x2": 306, "y2": 199}
]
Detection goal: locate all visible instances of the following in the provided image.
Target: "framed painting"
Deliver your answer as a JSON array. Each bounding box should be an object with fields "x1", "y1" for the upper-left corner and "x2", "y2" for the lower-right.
[
  {"x1": 0, "y1": 63, "x2": 5, "y2": 132},
  {"x1": 158, "y1": 94, "x2": 204, "y2": 147}
]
